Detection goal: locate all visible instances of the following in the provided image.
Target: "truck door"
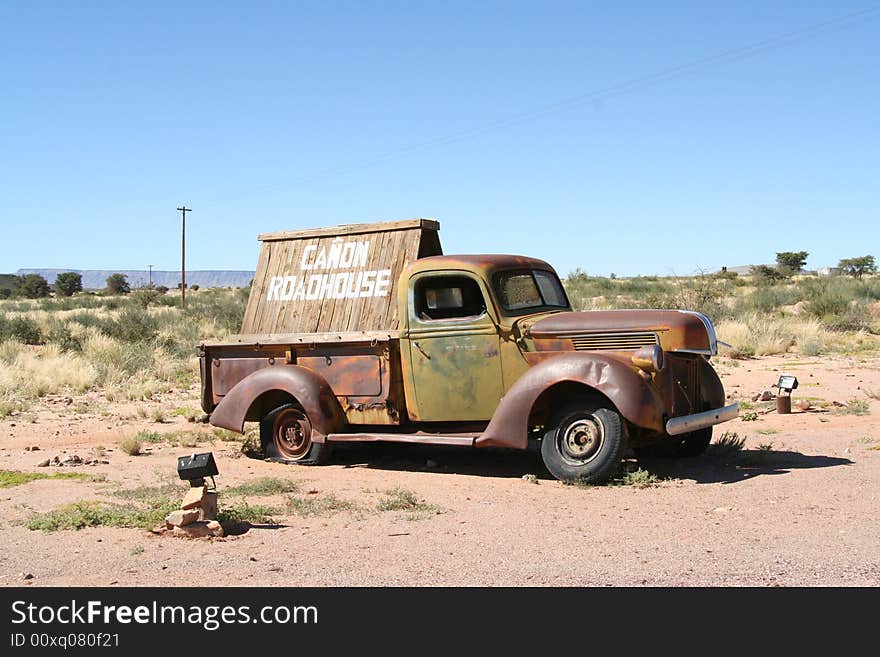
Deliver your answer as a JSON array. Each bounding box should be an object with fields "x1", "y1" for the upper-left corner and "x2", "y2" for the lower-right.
[{"x1": 405, "y1": 272, "x2": 504, "y2": 422}]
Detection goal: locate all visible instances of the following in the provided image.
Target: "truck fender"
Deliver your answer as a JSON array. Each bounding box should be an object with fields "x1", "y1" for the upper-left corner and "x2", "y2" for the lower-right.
[
  {"x1": 476, "y1": 352, "x2": 665, "y2": 450},
  {"x1": 210, "y1": 366, "x2": 345, "y2": 442}
]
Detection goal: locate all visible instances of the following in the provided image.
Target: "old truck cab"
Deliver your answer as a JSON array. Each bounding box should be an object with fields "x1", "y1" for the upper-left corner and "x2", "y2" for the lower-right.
[{"x1": 201, "y1": 219, "x2": 738, "y2": 484}]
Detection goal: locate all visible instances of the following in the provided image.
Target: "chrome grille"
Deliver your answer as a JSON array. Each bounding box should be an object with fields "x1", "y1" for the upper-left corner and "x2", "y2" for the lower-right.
[{"x1": 570, "y1": 332, "x2": 658, "y2": 351}]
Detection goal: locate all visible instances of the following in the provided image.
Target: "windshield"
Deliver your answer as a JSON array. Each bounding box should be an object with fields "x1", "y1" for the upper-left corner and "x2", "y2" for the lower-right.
[{"x1": 494, "y1": 269, "x2": 570, "y2": 313}]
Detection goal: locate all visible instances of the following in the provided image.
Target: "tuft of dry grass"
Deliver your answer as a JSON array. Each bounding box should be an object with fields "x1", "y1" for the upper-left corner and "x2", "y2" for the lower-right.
[{"x1": 119, "y1": 436, "x2": 143, "y2": 456}]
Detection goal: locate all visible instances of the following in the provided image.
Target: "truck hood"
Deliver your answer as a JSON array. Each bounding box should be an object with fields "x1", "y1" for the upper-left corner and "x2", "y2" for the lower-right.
[{"x1": 524, "y1": 309, "x2": 717, "y2": 355}]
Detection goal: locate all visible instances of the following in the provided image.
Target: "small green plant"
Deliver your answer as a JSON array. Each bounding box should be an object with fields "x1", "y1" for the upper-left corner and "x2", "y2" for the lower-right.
[
  {"x1": 0, "y1": 470, "x2": 96, "y2": 488},
  {"x1": 150, "y1": 407, "x2": 168, "y2": 424},
  {"x1": 225, "y1": 477, "x2": 301, "y2": 497},
  {"x1": 119, "y1": 436, "x2": 143, "y2": 456},
  {"x1": 707, "y1": 432, "x2": 746, "y2": 460},
  {"x1": 756, "y1": 428, "x2": 778, "y2": 435},
  {"x1": 212, "y1": 427, "x2": 241, "y2": 442},
  {"x1": 741, "y1": 411, "x2": 759, "y2": 422},
  {"x1": 837, "y1": 399, "x2": 870, "y2": 416},
  {"x1": 618, "y1": 468, "x2": 660, "y2": 488},
  {"x1": 171, "y1": 407, "x2": 202, "y2": 422},
  {"x1": 217, "y1": 501, "x2": 280, "y2": 525},
  {"x1": 286, "y1": 493, "x2": 357, "y2": 517},
  {"x1": 241, "y1": 431, "x2": 262, "y2": 456},
  {"x1": 376, "y1": 487, "x2": 440, "y2": 518},
  {"x1": 26, "y1": 498, "x2": 179, "y2": 531},
  {"x1": 134, "y1": 430, "x2": 165, "y2": 443}
]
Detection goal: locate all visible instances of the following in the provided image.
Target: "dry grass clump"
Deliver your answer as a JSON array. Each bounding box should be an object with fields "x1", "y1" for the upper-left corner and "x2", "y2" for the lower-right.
[
  {"x1": 715, "y1": 314, "x2": 828, "y2": 358},
  {"x1": 119, "y1": 436, "x2": 143, "y2": 456},
  {"x1": 0, "y1": 341, "x2": 98, "y2": 399}
]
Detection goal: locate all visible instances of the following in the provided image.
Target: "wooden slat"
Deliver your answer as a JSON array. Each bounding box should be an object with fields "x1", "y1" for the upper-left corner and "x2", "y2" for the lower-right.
[{"x1": 258, "y1": 218, "x2": 439, "y2": 242}]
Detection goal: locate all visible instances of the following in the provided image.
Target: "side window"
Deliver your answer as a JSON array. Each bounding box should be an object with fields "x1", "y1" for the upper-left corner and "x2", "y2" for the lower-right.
[{"x1": 414, "y1": 276, "x2": 487, "y2": 321}]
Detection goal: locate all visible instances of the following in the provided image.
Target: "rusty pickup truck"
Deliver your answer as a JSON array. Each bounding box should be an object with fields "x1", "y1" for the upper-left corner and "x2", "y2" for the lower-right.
[{"x1": 200, "y1": 219, "x2": 738, "y2": 483}]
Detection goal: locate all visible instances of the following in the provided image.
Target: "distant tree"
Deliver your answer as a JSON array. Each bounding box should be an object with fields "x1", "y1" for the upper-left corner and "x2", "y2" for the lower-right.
[
  {"x1": 54, "y1": 272, "x2": 83, "y2": 297},
  {"x1": 106, "y1": 273, "x2": 131, "y2": 295},
  {"x1": 775, "y1": 251, "x2": 809, "y2": 274},
  {"x1": 0, "y1": 289, "x2": 11, "y2": 299},
  {"x1": 17, "y1": 274, "x2": 51, "y2": 298},
  {"x1": 838, "y1": 255, "x2": 876, "y2": 279},
  {"x1": 750, "y1": 264, "x2": 785, "y2": 283},
  {"x1": 189, "y1": 284, "x2": 200, "y2": 291},
  {"x1": 154, "y1": 285, "x2": 169, "y2": 294}
]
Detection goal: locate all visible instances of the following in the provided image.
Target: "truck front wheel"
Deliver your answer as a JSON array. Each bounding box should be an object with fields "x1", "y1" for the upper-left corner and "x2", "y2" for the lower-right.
[
  {"x1": 540, "y1": 402, "x2": 625, "y2": 484},
  {"x1": 670, "y1": 427, "x2": 712, "y2": 457},
  {"x1": 261, "y1": 403, "x2": 332, "y2": 465}
]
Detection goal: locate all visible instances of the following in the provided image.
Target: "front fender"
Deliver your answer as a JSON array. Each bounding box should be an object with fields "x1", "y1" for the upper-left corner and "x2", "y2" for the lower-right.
[
  {"x1": 476, "y1": 353, "x2": 665, "y2": 450},
  {"x1": 210, "y1": 365, "x2": 345, "y2": 440}
]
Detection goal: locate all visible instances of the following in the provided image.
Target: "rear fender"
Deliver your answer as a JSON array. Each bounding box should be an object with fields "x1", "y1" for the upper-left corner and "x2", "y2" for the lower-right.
[
  {"x1": 476, "y1": 353, "x2": 664, "y2": 450},
  {"x1": 210, "y1": 366, "x2": 345, "y2": 441}
]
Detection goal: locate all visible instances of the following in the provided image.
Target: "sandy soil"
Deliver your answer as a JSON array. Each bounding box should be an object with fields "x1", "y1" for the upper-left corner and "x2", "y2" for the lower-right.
[{"x1": 1, "y1": 353, "x2": 878, "y2": 587}]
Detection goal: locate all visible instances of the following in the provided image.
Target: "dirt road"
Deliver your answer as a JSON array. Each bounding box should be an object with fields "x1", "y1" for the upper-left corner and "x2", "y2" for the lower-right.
[{"x1": 2, "y1": 354, "x2": 878, "y2": 586}]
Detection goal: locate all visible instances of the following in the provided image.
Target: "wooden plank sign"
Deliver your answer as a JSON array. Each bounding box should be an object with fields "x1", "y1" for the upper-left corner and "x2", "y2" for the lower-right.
[{"x1": 240, "y1": 219, "x2": 442, "y2": 335}]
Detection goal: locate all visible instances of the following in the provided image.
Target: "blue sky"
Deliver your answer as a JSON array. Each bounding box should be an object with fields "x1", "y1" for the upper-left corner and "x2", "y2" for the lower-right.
[{"x1": 1, "y1": 1, "x2": 877, "y2": 277}]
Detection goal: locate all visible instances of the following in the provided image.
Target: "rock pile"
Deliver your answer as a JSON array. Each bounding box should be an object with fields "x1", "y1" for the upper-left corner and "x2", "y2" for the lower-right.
[{"x1": 161, "y1": 484, "x2": 224, "y2": 538}]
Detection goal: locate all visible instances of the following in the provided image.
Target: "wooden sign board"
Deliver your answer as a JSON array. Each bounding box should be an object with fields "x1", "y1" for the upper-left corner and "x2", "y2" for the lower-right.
[{"x1": 240, "y1": 219, "x2": 442, "y2": 335}]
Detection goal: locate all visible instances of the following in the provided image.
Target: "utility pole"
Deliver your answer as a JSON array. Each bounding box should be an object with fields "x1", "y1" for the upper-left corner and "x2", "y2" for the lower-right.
[
  {"x1": 148, "y1": 264, "x2": 153, "y2": 289},
  {"x1": 177, "y1": 206, "x2": 191, "y2": 308}
]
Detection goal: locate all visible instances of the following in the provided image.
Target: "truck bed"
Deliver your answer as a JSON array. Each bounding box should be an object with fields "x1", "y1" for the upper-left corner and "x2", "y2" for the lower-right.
[{"x1": 201, "y1": 331, "x2": 405, "y2": 425}]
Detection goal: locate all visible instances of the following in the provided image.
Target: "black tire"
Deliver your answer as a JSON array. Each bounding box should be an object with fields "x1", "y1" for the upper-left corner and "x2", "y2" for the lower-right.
[
  {"x1": 540, "y1": 402, "x2": 626, "y2": 484},
  {"x1": 260, "y1": 403, "x2": 332, "y2": 465},
  {"x1": 670, "y1": 427, "x2": 712, "y2": 457}
]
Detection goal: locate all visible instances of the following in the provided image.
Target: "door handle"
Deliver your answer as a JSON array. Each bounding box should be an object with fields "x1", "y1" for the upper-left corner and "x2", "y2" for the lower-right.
[{"x1": 413, "y1": 341, "x2": 431, "y2": 360}]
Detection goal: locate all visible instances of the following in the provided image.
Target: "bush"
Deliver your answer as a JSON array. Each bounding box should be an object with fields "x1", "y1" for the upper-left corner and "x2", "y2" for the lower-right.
[
  {"x1": 130, "y1": 288, "x2": 162, "y2": 309},
  {"x1": 750, "y1": 265, "x2": 786, "y2": 283},
  {"x1": 44, "y1": 321, "x2": 82, "y2": 352},
  {"x1": 54, "y1": 272, "x2": 83, "y2": 297},
  {"x1": 119, "y1": 436, "x2": 143, "y2": 456},
  {"x1": 0, "y1": 315, "x2": 43, "y2": 344},
  {"x1": 106, "y1": 273, "x2": 130, "y2": 295},
  {"x1": 100, "y1": 306, "x2": 159, "y2": 342},
  {"x1": 17, "y1": 274, "x2": 50, "y2": 298}
]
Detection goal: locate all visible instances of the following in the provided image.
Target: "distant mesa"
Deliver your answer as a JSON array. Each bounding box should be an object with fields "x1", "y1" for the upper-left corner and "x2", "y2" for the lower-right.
[{"x1": 15, "y1": 269, "x2": 254, "y2": 290}]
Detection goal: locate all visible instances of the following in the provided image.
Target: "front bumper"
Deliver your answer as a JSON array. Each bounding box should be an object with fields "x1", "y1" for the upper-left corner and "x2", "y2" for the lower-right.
[{"x1": 665, "y1": 402, "x2": 740, "y2": 436}]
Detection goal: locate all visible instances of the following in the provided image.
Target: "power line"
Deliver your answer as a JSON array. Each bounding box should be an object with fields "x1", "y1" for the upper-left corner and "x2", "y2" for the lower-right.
[{"x1": 291, "y1": 6, "x2": 879, "y2": 184}]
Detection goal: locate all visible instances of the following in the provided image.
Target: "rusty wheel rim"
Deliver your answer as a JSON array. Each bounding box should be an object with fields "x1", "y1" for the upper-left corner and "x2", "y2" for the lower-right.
[
  {"x1": 558, "y1": 415, "x2": 605, "y2": 465},
  {"x1": 272, "y1": 407, "x2": 312, "y2": 461}
]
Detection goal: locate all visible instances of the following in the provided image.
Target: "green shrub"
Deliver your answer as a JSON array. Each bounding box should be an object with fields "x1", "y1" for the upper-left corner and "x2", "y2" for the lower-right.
[
  {"x1": 0, "y1": 315, "x2": 43, "y2": 344},
  {"x1": 100, "y1": 306, "x2": 158, "y2": 342}
]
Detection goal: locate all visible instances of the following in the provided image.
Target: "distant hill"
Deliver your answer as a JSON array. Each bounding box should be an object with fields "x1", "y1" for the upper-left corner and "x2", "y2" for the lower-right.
[{"x1": 14, "y1": 269, "x2": 254, "y2": 290}]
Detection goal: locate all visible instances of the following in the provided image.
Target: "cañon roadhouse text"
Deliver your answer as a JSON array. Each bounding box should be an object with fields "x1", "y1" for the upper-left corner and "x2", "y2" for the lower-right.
[{"x1": 267, "y1": 238, "x2": 391, "y2": 301}]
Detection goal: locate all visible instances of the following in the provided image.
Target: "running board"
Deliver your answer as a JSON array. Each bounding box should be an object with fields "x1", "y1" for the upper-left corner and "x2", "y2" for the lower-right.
[{"x1": 326, "y1": 432, "x2": 477, "y2": 447}]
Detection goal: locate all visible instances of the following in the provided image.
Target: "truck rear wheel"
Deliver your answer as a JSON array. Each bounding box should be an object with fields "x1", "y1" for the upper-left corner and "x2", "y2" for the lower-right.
[
  {"x1": 261, "y1": 403, "x2": 331, "y2": 465},
  {"x1": 540, "y1": 402, "x2": 625, "y2": 484}
]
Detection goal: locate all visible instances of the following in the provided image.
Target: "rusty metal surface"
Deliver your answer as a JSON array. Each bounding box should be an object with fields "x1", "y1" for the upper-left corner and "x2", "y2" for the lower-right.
[
  {"x1": 476, "y1": 352, "x2": 666, "y2": 450},
  {"x1": 210, "y1": 365, "x2": 345, "y2": 441},
  {"x1": 528, "y1": 309, "x2": 712, "y2": 353},
  {"x1": 326, "y1": 432, "x2": 476, "y2": 446}
]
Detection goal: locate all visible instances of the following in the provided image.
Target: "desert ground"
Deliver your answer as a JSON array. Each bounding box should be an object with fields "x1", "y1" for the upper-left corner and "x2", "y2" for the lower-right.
[{"x1": 1, "y1": 352, "x2": 878, "y2": 587}]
